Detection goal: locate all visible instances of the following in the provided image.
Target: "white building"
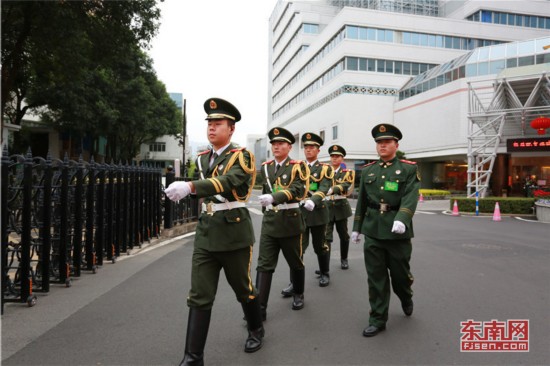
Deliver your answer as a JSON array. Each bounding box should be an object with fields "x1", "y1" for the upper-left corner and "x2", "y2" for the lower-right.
[
  {"x1": 139, "y1": 92, "x2": 188, "y2": 173},
  {"x1": 267, "y1": 0, "x2": 550, "y2": 193}
]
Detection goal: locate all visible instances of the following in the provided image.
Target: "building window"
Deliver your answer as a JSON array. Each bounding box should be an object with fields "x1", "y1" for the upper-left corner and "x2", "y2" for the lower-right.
[
  {"x1": 149, "y1": 142, "x2": 166, "y2": 152},
  {"x1": 332, "y1": 125, "x2": 338, "y2": 140},
  {"x1": 319, "y1": 130, "x2": 325, "y2": 142},
  {"x1": 303, "y1": 23, "x2": 319, "y2": 34}
]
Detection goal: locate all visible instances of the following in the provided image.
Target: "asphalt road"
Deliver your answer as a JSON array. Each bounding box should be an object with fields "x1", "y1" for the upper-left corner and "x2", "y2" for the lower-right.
[{"x1": 2, "y1": 194, "x2": 549, "y2": 365}]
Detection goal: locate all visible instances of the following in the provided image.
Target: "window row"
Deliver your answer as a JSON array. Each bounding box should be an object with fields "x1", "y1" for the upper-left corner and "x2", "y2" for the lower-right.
[
  {"x1": 346, "y1": 57, "x2": 436, "y2": 76},
  {"x1": 403, "y1": 32, "x2": 501, "y2": 50},
  {"x1": 149, "y1": 142, "x2": 166, "y2": 152},
  {"x1": 399, "y1": 53, "x2": 550, "y2": 101},
  {"x1": 467, "y1": 10, "x2": 550, "y2": 30}
]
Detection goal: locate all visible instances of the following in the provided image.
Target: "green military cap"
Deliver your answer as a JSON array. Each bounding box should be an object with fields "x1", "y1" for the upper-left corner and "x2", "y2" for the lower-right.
[
  {"x1": 371, "y1": 123, "x2": 402, "y2": 141},
  {"x1": 328, "y1": 144, "x2": 346, "y2": 156},
  {"x1": 268, "y1": 127, "x2": 295, "y2": 144},
  {"x1": 301, "y1": 132, "x2": 323, "y2": 146},
  {"x1": 204, "y1": 97, "x2": 241, "y2": 122}
]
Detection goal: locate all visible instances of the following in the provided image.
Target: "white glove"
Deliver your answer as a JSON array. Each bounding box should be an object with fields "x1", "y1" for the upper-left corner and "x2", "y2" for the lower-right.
[
  {"x1": 351, "y1": 231, "x2": 361, "y2": 244},
  {"x1": 165, "y1": 181, "x2": 192, "y2": 202},
  {"x1": 391, "y1": 221, "x2": 406, "y2": 234},
  {"x1": 304, "y1": 199, "x2": 315, "y2": 211},
  {"x1": 326, "y1": 187, "x2": 333, "y2": 196},
  {"x1": 258, "y1": 194, "x2": 274, "y2": 207}
]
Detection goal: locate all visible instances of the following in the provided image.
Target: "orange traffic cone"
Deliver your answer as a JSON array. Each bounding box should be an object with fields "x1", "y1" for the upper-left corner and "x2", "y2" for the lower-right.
[
  {"x1": 452, "y1": 200, "x2": 459, "y2": 216},
  {"x1": 419, "y1": 193, "x2": 424, "y2": 203},
  {"x1": 493, "y1": 202, "x2": 502, "y2": 222}
]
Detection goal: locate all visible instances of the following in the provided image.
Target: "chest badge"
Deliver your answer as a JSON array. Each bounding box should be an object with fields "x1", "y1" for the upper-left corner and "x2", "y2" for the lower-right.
[
  {"x1": 396, "y1": 170, "x2": 401, "y2": 174},
  {"x1": 282, "y1": 174, "x2": 287, "y2": 179},
  {"x1": 313, "y1": 173, "x2": 318, "y2": 177},
  {"x1": 218, "y1": 164, "x2": 223, "y2": 170}
]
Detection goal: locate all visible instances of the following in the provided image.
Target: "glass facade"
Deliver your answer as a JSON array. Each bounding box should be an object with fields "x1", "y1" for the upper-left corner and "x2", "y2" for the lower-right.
[
  {"x1": 467, "y1": 10, "x2": 550, "y2": 30},
  {"x1": 399, "y1": 37, "x2": 550, "y2": 100}
]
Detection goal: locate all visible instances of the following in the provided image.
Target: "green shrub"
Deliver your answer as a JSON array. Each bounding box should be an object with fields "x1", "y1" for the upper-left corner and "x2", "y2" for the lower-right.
[
  {"x1": 419, "y1": 189, "x2": 451, "y2": 196},
  {"x1": 450, "y1": 197, "x2": 535, "y2": 214}
]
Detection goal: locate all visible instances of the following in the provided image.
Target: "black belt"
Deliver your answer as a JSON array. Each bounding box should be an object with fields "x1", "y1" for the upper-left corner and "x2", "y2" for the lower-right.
[{"x1": 367, "y1": 202, "x2": 397, "y2": 212}]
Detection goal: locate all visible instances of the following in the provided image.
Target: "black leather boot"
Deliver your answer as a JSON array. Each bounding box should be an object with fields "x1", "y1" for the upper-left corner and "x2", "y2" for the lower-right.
[
  {"x1": 291, "y1": 268, "x2": 305, "y2": 310},
  {"x1": 256, "y1": 271, "x2": 272, "y2": 321},
  {"x1": 241, "y1": 298, "x2": 264, "y2": 353},
  {"x1": 281, "y1": 269, "x2": 294, "y2": 297},
  {"x1": 318, "y1": 253, "x2": 330, "y2": 287},
  {"x1": 341, "y1": 239, "x2": 349, "y2": 269},
  {"x1": 179, "y1": 308, "x2": 211, "y2": 366}
]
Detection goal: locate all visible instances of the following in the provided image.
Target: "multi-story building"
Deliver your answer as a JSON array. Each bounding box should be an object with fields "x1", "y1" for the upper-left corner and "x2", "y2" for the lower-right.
[
  {"x1": 139, "y1": 92, "x2": 187, "y2": 173},
  {"x1": 267, "y1": 0, "x2": 550, "y2": 194}
]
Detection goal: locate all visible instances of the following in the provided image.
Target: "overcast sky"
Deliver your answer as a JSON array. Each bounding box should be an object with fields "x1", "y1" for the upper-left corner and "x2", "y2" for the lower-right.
[{"x1": 149, "y1": 0, "x2": 280, "y2": 151}]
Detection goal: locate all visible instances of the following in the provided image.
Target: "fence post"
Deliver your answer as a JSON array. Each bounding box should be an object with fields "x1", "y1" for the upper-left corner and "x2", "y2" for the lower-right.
[
  {"x1": 59, "y1": 153, "x2": 71, "y2": 286},
  {"x1": 21, "y1": 149, "x2": 36, "y2": 303},
  {"x1": 40, "y1": 153, "x2": 53, "y2": 291},
  {"x1": 85, "y1": 157, "x2": 96, "y2": 272},
  {"x1": 164, "y1": 166, "x2": 175, "y2": 229},
  {"x1": 95, "y1": 162, "x2": 105, "y2": 266},
  {"x1": 121, "y1": 162, "x2": 128, "y2": 253},
  {"x1": 1, "y1": 146, "x2": 10, "y2": 313},
  {"x1": 128, "y1": 162, "x2": 135, "y2": 250},
  {"x1": 106, "y1": 162, "x2": 115, "y2": 262},
  {"x1": 72, "y1": 156, "x2": 84, "y2": 277}
]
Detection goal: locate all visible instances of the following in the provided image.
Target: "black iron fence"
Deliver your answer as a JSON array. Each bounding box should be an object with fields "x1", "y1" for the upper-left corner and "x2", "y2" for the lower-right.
[{"x1": 1, "y1": 148, "x2": 198, "y2": 314}]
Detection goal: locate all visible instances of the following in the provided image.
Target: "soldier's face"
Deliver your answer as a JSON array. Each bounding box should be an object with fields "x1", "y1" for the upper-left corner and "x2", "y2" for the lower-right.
[
  {"x1": 304, "y1": 145, "x2": 319, "y2": 161},
  {"x1": 376, "y1": 139, "x2": 398, "y2": 160},
  {"x1": 330, "y1": 154, "x2": 343, "y2": 167},
  {"x1": 207, "y1": 119, "x2": 233, "y2": 148},
  {"x1": 271, "y1": 141, "x2": 292, "y2": 161}
]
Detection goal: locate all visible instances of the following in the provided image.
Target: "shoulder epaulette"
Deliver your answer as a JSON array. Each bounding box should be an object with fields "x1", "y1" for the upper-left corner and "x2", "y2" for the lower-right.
[
  {"x1": 289, "y1": 160, "x2": 302, "y2": 164},
  {"x1": 230, "y1": 147, "x2": 246, "y2": 152},
  {"x1": 198, "y1": 150, "x2": 210, "y2": 156},
  {"x1": 321, "y1": 163, "x2": 330, "y2": 166},
  {"x1": 363, "y1": 161, "x2": 376, "y2": 167},
  {"x1": 400, "y1": 159, "x2": 417, "y2": 165},
  {"x1": 262, "y1": 160, "x2": 274, "y2": 166},
  {"x1": 343, "y1": 169, "x2": 353, "y2": 172}
]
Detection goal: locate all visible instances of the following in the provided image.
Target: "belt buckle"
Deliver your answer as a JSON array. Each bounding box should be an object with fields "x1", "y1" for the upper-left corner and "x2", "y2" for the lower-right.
[
  {"x1": 272, "y1": 205, "x2": 279, "y2": 213},
  {"x1": 206, "y1": 202, "x2": 215, "y2": 216},
  {"x1": 380, "y1": 203, "x2": 389, "y2": 212}
]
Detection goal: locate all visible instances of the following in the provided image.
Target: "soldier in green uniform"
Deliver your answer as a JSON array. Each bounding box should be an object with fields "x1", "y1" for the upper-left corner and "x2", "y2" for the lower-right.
[
  {"x1": 325, "y1": 145, "x2": 355, "y2": 270},
  {"x1": 165, "y1": 98, "x2": 264, "y2": 365},
  {"x1": 351, "y1": 124, "x2": 420, "y2": 337},
  {"x1": 256, "y1": 127, "x2": 310, "y2": 319},
  {"x1": 281, "y1": 132, "x2": 333, "y2": 295}
]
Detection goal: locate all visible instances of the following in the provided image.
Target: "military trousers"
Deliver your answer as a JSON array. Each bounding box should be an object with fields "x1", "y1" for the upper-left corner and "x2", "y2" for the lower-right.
[
  {"x1": 302, "y1": 224, "x2": 329, "y2": 256},
  {"x1": 187, "y1": 246, "x2": 257, "y2": 310},
  {"x1": 257, "y1": 232, "x2": 304, "y2": 273},
  {"x1": 325, "y1": 218, "x2": 350, "y2": 252},
  {"x1": 363, "y1": 236, "x2": 414, "y2": 327}
]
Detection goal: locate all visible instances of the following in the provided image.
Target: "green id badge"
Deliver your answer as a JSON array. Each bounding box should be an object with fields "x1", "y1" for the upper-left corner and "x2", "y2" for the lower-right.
[
  {"x1": 272, "y1": 184, "x2": 282, "y2": 193},
  {"x1": 309, "y1": 182, "x2": 318, "y2": 191},
  {"x1": 384, "y1": 181, "x2": 398, "y2": 191}
]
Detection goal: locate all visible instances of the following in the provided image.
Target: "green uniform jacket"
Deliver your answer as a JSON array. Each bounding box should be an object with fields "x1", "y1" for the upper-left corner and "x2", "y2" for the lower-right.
[
  {"x1": 193, "y1": 143, "x2": 256, "y2": 251},
  {"x1": 327, "y1": 167, "x2": 354, "y2": 221},
  {"x1": 302, "y1": 161, "x2": 333, "y2": 227},
  {"x1": 353, "y1": 157, "x2": 420, "y2": 240},
  {"x1": 261, "y1": 157, "x2": 308, "y2": 238}
]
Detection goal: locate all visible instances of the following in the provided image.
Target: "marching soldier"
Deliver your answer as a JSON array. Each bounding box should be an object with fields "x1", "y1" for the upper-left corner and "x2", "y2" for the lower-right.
[
  {"x1": 281, "y1": 132, "x2": 333, "y2": 295},
  {"x1": 165, "y1": 98, "x2": 264, "y2": 365},
  {"x1": 351, "y1": 124, "x2": 420, "y2": 337},
  {"x1": 256, "y1": 127, "x2": 310, "y2": 319},
  {"x1": 325, "y1": 145, "x2": 355, "y2": 270}
]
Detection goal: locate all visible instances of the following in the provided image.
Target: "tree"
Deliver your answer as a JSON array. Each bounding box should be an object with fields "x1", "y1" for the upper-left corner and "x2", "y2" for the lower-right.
[{"x1": 1, "y1": 0, "x2": 162, "y2": 147}]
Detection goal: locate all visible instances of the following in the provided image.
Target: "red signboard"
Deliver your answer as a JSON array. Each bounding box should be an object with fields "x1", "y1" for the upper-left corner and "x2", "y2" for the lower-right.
[{"x1": 506, "y1": 137, "x2": 550, "y2": 152}]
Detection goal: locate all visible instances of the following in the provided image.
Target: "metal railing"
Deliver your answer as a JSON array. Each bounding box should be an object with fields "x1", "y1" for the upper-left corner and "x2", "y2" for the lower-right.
[{"x1": 1, "y1": 148, "x2": 198, "y2": 313}]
